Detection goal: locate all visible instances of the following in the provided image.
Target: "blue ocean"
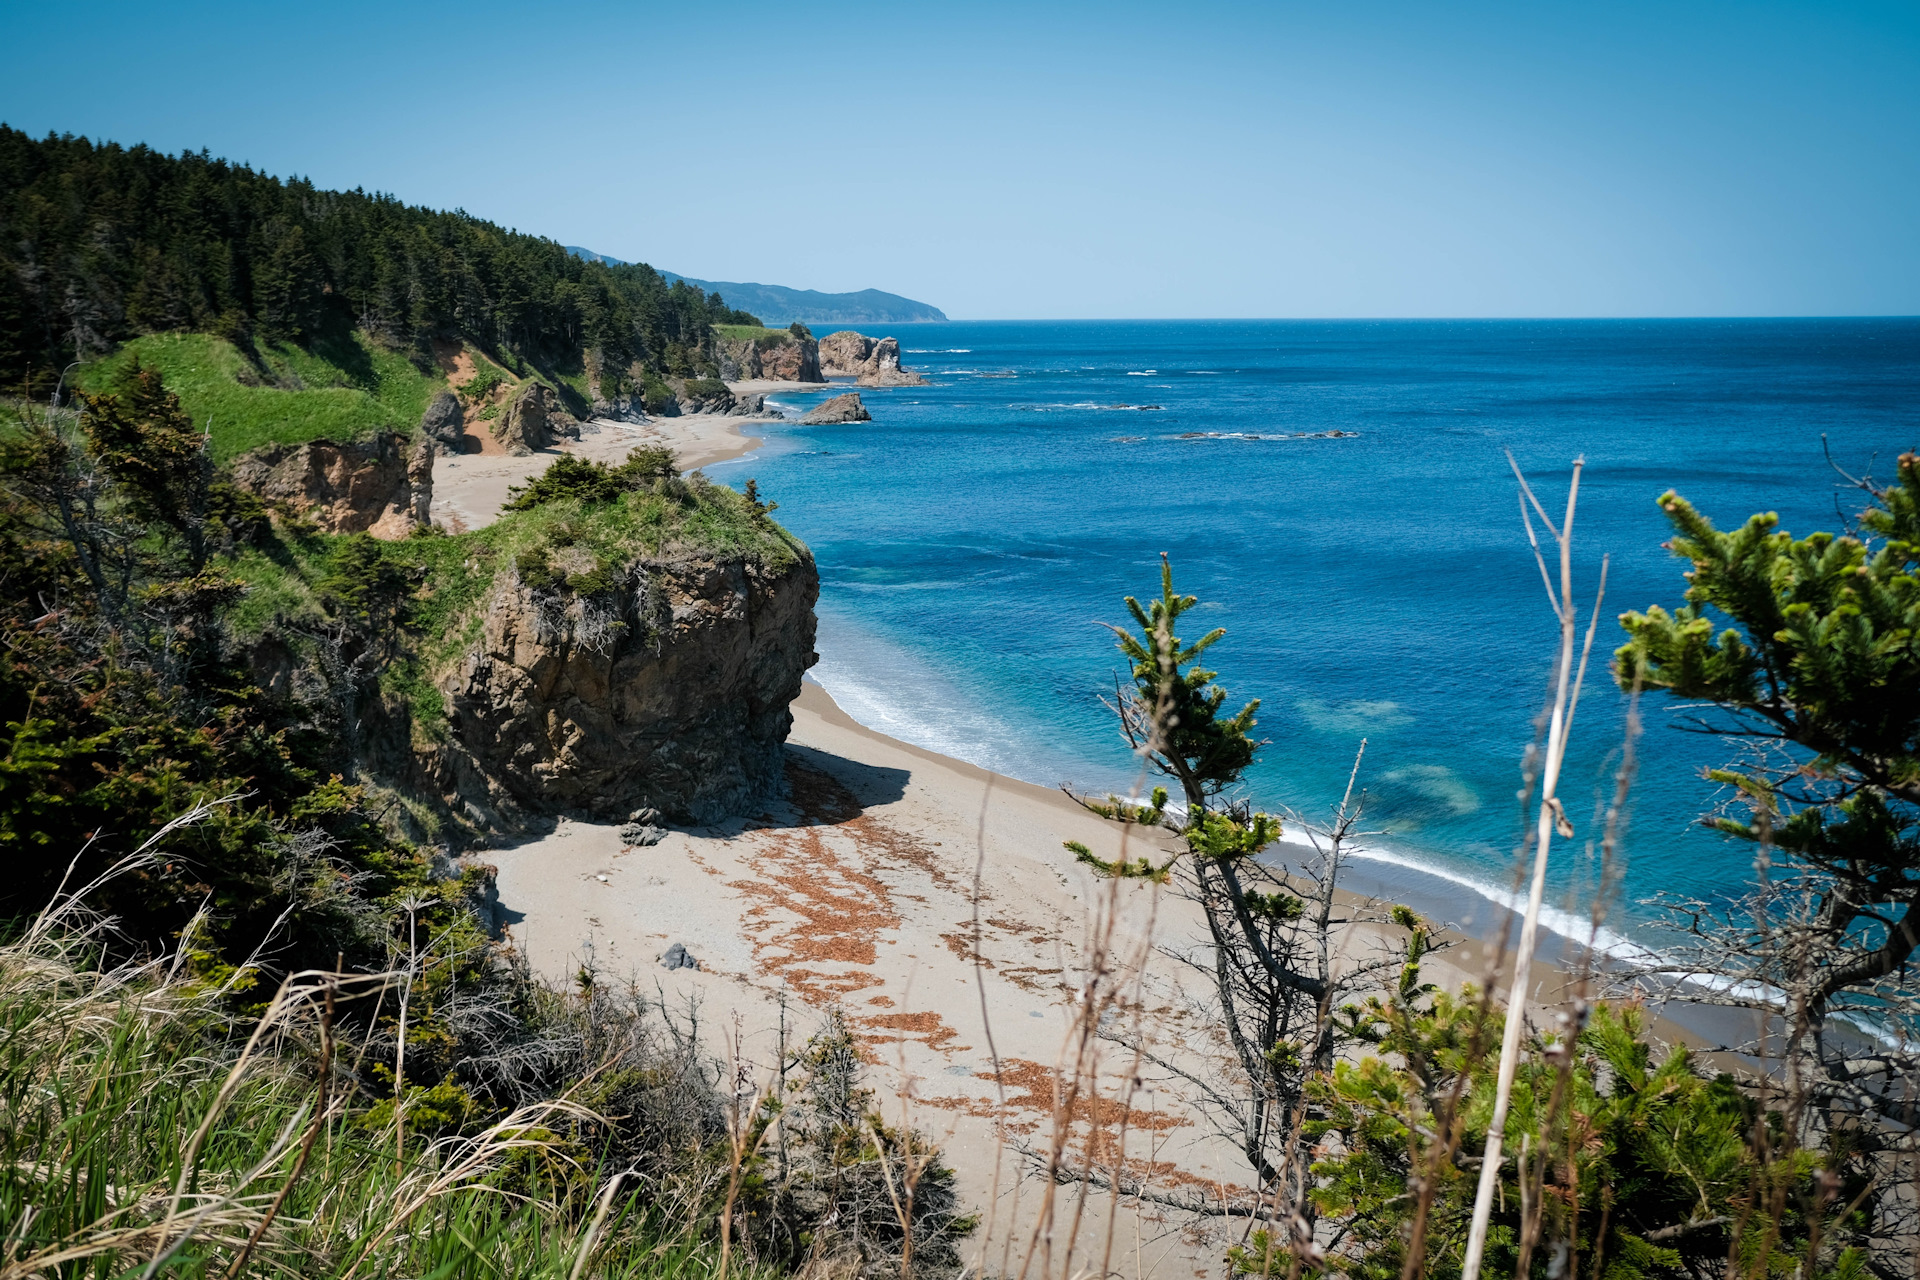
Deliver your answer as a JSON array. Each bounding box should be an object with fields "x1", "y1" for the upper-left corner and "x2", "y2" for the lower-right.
[{"x1": 705, "y1": 319, "x2": 1920, "y2": 948}]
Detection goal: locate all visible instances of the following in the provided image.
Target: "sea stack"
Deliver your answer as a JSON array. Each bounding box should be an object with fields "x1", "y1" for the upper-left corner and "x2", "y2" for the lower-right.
[{"x1": 817, "y1": 332, "x2": 928, "y2": 386}]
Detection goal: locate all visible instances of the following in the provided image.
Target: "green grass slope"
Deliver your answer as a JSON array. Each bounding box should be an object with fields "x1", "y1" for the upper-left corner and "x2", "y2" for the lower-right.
[
  {"x1": 75, "y1": 331, "x2": 447, "y2": 463},
  {"x1": 711, "y1": 324, "x2": 794, "y2": 345}
]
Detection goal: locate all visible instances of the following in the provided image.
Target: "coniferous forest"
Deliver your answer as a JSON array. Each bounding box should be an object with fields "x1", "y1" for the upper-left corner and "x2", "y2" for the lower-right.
[{"x1": 0, "y1": 125, "x2": 760, "y2": 393}]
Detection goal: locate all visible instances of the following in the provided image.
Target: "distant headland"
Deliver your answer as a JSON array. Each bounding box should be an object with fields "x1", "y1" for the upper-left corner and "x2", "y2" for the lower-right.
[{"x1": 566, "y1": 246, "x2": 948, "y2": 326}]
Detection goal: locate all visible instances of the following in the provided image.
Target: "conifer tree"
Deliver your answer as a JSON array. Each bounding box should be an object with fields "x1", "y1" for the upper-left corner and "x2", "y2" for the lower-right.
[
  {"x1": 79, "y1": 363, "x2": 213, "y2": 573},
  {"x1": 1617, "y1": 457, "x2": 1920, "y2": 1264},
  {"x1": 1104, "y1": 552, "x2": 1262, "y2": 815}
]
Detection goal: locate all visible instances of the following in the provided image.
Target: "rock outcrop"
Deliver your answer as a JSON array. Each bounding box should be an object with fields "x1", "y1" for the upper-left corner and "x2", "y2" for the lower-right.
[
  {"x1": 427, "y1": 547, "x2": 819, "y2": 826},
  {"x1": 590, "y1": 394, "x2": 649, "y2": 424},
  {"x1": 492, "y1": 381, "x2": 580, "y2": 454},
  {"x1": 817, "y1": 331, "x2": 927, "y2": 386},
  {"x1": 230, "y1": 433, "x2": 433, "y2": 538},
  {"x1": 713, "y1": 329, "x2": 823, "y2": 383},
  {"x1": 670, "y1": 380, "x2": 774, "y2": 418},
  {"x1": 420, "y1": 391, "x2": 466, "y2": 450},
  {"x1": 800, "y1": 392, "x2": 870, "y2": 424},
  {"x1": 672, "y1": 378, "x2": 736, "y2": 416}
]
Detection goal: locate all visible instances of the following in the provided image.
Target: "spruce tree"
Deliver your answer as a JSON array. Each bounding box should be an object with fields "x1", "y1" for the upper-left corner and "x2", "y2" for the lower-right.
[
  {"x1": 1617, "y1": 457, "x2": 1920, "y2": 1262},
  {"x1": 1106, "y1": 552, "x2": 1262, "y2": 815}
]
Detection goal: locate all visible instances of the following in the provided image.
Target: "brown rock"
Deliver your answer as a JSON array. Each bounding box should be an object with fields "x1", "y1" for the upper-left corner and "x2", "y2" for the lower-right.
[
  {"x1": 817, "y1": 330, "x2": 927, "y2": 386},
  {"x1": 800, "y1": 392, "x2": 871, "y2": 424},
  {"x1": 857, "y1": 336, "x2": 927, "y2": 387},
  {"x1": 428, "y1": 547, "x2": 820, "y2": 825},
  {"x1": 817, "y1": 330, "x2": 875, "y2": 376},
  {"x1": 712, "y1": 330, "x2": 823, "y2": 383},
  {"x1": 407, "y1": 437, "x2": 435, "y2": 525},
  {"x1": 229, "y1": 432, "x2": 429, "y2": 538},
  {"x1": 493, "y1": 381, "x2": 559, "y2": 455}
]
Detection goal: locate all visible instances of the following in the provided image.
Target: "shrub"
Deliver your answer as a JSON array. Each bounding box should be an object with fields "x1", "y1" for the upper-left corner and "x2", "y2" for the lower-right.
[
  {"x1": 641, "y1": 372, "x2": 677, "y2": 415},
  {"x1": 502, "y1": 449, "x2": 680, "y2": 512}
]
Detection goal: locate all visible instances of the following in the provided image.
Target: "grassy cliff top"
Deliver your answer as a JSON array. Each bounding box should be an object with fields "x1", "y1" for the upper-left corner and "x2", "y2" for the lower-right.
[
  {"x1": 75, "y1": 332, "x2": 447, "y2": 463},
  {"x1": 710, "y1": 324, "x2": 795, "y2": 345},
  {"x1": 226, "y1": 469, "x2": 806, "y2": 673}
]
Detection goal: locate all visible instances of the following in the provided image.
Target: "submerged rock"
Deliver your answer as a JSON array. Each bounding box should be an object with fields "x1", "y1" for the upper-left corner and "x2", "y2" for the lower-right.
[{"x1": 800, "y1": 392, "x2": 871, "y2": 424}]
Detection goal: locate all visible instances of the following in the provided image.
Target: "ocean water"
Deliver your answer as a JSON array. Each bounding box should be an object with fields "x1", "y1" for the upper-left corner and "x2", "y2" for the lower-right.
[{"x1": 703, "y1": 319, "x2": 1920, "y2": 948}]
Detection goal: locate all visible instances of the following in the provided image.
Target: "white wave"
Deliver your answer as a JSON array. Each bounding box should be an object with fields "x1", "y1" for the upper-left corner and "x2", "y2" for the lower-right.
[
  {"x1": 1126, "y1": 370, "x2": 1158, "y2": 376},
  {"x1": 1286, "y1": 831, "x2": 1655, "y2": 963},
  {"x1": 904, "y1": 348, "x2": 972, "y2": 353}
]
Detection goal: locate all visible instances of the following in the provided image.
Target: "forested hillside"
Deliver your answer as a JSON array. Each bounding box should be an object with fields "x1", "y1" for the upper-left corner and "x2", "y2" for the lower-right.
[{"x1": 0, "y1": 126, "x2": 760, "y2": 393}]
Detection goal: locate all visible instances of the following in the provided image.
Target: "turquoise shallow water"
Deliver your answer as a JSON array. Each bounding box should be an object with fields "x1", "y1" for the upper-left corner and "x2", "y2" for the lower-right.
[{"x1": 703, "y1": 319, "x2": 1920, "y2": 947}]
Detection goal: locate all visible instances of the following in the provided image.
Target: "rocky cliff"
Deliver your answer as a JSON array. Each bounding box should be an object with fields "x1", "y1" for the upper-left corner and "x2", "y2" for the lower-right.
[
  {"x1": 229, "y1": 432, "x2": 433, "y2": 538},
  {"x1": 425, "y1": 542, "x2": 818, "y2": 827},
  {"x1": 817, "y1": 331, "x2": 928, "y2": 386},
  {"x1": 713, "y1": 330, "x2": 823, "y2": 383}
]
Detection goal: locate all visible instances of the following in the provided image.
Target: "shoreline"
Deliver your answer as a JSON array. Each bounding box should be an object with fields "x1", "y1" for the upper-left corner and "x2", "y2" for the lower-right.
[
  {"x1": 488, "y1": 675, "x2": 1504, "y2": 1275},
  {"x1": 486, "y1": 675, "x2": 1731, "y2": 1276},
  {"x1": 430, "y1": 405, "x2": 773, "y2": 533},
  {"x1": 429, "y1": 377, "x2": 839, "y2": 532}
]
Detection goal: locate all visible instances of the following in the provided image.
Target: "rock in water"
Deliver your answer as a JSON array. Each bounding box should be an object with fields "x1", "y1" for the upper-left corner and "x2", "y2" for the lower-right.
[
  {"x1": 801, "y1": 392, "x2": 871, "y2": 424},
  {"x1": 817, "y1": 330, "x2": 875, "y2": 377},
  {"x1": 420, "y1": 391, "x2": 466, "y2": 449},
  {"x1": 660, "y1": 942, "x2": 697, "y2": 970},
  {"x1": 817, "y1": 331, "x2": 928, "y2": 386},
  {"x1": 229, "y1": 433, "x2": 430, "y2": 538}
]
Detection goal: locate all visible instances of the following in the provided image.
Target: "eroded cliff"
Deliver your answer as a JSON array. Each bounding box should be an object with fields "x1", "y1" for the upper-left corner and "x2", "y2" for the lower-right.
[
  {"x1": 428, "y1": 546, "x2": 817, "y2": 826},
  {"x1": 713, "y1": 328, "x2": 824, "y2": 383},
  {"x1": 229, "y1": 432, "x2": 433, "y2": 538},
  {"x1": 397, "y1": 468, "x2": 818, "y2": 834}
]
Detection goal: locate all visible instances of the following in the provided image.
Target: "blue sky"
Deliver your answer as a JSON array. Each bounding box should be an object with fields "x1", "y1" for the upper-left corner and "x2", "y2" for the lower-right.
[{"x1": 3, "y1": 0, "x2": 1915, "y2": 318}]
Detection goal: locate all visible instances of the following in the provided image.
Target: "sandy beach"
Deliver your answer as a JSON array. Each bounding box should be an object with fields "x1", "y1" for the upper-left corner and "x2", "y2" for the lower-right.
[
  {"x1": 429, "y1": 401, "x2": 780, "y2": 533},
  {"x1": 442, "y1": 397, "x2": 1714, "y2": 1277},
  {"x1": 486, "y1": 677, "x2": 1524, "y2": 1276}
]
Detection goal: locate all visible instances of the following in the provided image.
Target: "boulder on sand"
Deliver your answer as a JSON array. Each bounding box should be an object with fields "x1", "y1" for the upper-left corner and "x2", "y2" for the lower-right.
[
  {"x1": 419, "y1": 391, "x2": 466, "y2": 450},
  {"x1": 800, "y1": 392, "x2": 871, "y2": 424}
]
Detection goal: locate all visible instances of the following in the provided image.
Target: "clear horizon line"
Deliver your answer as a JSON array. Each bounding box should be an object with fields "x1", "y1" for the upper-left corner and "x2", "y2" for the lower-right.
[{"x1": 896, "y1": 313, "x2": 1920, "y2": 323}]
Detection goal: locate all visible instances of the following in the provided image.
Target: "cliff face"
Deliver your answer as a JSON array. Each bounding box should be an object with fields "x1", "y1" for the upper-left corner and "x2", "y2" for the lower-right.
[
  {"x1": 229, "y1": 433, "x2": 433, "y2": 538},
  {"x1": 713, "y1": 331, "x2": 823, "y2": 383},
  {"x1": 817, "y1": 332, "x2": 928, "y2": 386},
  {"x1": 425, "y1": 546, "x2": 819, "y2": 827}
]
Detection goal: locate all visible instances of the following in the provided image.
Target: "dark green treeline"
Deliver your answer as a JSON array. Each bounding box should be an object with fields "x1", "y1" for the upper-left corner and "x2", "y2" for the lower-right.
[{"x1": 0, "y1": 126, "x2": 758, "y2": 391}]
